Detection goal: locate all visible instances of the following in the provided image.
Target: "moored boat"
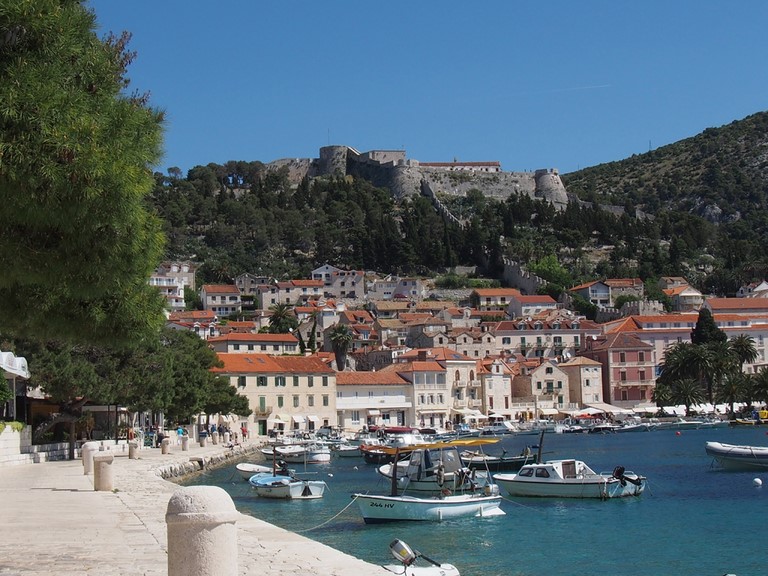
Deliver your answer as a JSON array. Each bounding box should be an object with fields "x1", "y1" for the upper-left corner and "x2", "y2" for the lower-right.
[
  {"x1": 705, "y1": 441, "x2": 768, "y2": 470},
  {"x1": 494, "y1": 459, "x2": 645, "y2": 499},
  {"x1": 235, "y1": 462, "x2": 274, "y2": 481},
  {"x1": 249, "y1": 473, "x2": 327, "y2": 499},
  {"x1": 354, "y1": 490, "x2": 504, "y2": 523}
]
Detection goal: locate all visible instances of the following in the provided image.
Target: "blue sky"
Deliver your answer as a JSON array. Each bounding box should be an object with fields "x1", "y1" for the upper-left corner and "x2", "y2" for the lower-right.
[{"x1": 87, "y1": 1, "x2": 768, "y2": 176}]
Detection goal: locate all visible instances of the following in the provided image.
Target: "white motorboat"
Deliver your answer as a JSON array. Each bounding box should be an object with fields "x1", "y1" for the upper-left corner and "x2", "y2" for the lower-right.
[
  {"x1": 354, "y1": 490, "x2": 504, "y2": 523},
  {"x1": 705, "y1": 441, "x2": 768, "y2": 470},
  {"x1": 494, "y1": 459, "x2": 645, "y2": 499},
  {"x1": 235, "y1": 462, "x2": 274, "y2": 481},
  {"x1": 249, "y1": 474, "x2": 327, "y2": 499},
  {"x1": 275, "y1": 443, "x2": 331, "y2": 464},
  {"x1": 332, "y1": 442, "x2": 361, "y2": 457}
]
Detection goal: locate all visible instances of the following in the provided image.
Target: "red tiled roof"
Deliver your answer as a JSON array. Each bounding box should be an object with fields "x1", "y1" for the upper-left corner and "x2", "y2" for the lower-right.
[
  {"x1": 207, "y1": 333, "x2": 298, "y2": 343},
  {"x1": 201, "y1": 284, "x2": 240, "y2": 294},
  {"x1": 336, "y1": 371, "x2": 408, "y2": 386},
  {"x1": 212, "y1": 354, "x2": 334, "y2": 374}
]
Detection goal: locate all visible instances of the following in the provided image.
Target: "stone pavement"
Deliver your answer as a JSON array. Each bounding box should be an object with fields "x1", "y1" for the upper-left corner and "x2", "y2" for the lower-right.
[{"x1": 0, "y1": 441, "x2": 391, "y2": 576}]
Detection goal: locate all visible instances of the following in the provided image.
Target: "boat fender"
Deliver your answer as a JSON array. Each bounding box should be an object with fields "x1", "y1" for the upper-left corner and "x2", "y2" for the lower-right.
[
  {"x1": 302, "y1": 433, "x2": 310, "y2": 440},
  {"x1": 436, "y1": 464, "x2": 445, "y2": 486},
  {"x1": 522, "y1": 446, "x2": 532, "y2": 457}
]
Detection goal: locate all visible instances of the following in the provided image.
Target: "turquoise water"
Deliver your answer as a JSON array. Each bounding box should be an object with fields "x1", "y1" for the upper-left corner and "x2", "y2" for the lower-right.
[{"x1": 184, "y1": 427, "x2": 768, "y2": 576}]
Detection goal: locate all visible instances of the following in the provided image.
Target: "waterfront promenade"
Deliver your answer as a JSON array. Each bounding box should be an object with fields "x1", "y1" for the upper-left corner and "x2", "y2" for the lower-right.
[{"x1": 0, "y1": 440, "x2": 390, "y2": 576}]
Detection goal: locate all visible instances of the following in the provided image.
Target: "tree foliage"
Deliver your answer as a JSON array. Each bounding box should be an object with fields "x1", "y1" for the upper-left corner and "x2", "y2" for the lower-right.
[{"x1": 0, "y1": 0, "x2": 167, "y2": 346}]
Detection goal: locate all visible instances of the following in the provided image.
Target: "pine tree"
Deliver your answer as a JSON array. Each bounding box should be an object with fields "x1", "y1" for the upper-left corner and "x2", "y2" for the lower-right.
[{"x1": 0, "y1": 0, "x2": 166, "y2": 345}]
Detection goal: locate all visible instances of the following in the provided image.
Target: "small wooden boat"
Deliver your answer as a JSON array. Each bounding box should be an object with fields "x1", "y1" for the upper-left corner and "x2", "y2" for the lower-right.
[
  {"x1": 354, "y1": 440, "x2": 505, "y2": 523},
  {"x1": 249, "y1": 474, "x2": 327, "y2": 499},
  {"x1": 275, "y1": 443, "x2": 331, "y2": 464},
  {"x1": 354, "y1": 490, "x2": 504, "y2": 523},
  {"x1": 235, "y1": 462, "x2": 273, "y2": 481},
  {"x1": 494, "y1": 459, "x2": 645, "y2": 499},
  {"x1": 705, "y1": 441, "x2": 768, "y2": 470}
]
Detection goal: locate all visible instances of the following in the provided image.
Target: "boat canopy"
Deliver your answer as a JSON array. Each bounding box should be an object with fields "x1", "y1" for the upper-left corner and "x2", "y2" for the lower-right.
[{"x1": 373, "y1": 437, "x2": 500, "y2": 455}]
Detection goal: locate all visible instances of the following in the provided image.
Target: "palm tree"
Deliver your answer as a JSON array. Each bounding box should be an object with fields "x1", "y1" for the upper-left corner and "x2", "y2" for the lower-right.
[
  {"x1": 670, "y1": 378, "x2": 706, "y2": 417},
  {"x1": 715, "y1": 372, "x2": 747, "y2": 420},
  {"x1": 268, "y1": 303, "x2": 297, "y2": 334},
  {"x1": 752, "y1": 368, "x2": 768, "y2": 409},
  {"x1": 329, "y1": 324, "x2": 353, "y2": 371},
  {"x1": 729, "y1": 334, "x2": 758, "y2": 370}
]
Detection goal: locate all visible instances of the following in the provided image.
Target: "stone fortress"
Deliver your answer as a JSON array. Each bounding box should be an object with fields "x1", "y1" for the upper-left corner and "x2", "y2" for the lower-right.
[{"x1": 266, "y1": 145, "x2": 570, "y2": 210}]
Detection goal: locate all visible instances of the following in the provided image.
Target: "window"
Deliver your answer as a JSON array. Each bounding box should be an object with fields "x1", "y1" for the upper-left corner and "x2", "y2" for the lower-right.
[
  {"x1": 545, "y1": 367, "x2": 553, "y2": 374},
  {"x1": 619, "y1": 352, "x2": 626, "y2": 363},
  {"x1": 258, "y1": 396, "x2": 266, "y2": 411},
  {"x1": 502, "y1": 337, "x2": 511, "y2": 345},
  {"x1": 438, "y1": 394, "x2": 444, "y2": 403},
  {"x1": 322, "y1": 395, "x2": 329, "y2": 407},
  {"x1": 419, "y1": 394, "x2": 425, "y2": 405},
  {"x1": 639, "y1": 370, "x2": 646, "y2": 381},
  {"x1": 277, "y1": 396, "x2": 284, "y2": 408},
  {"x1": 585, "y1": 379, "x2": 591, "y2": 387},
  {"x1": 233, "y1": 344, "x2": 240, "y2": 351},
  {"x1": 620, "y1": 371, "x2": 627, "y2": 382},
  {"x1": 322, "y1": 376, "x2": 328, "y2": 387},
  {"x1": 292, "y1": 395, "x2": 299, "y2": 408},
  {"x1": 275, "y1": 376, "x2": 286, "y2": 387},
  {"x1": 535, "y1": 468, "x2": 550, "y2": 478},
  {"x1": 257, "y1": 376, "x2": 267, "y2": 387},
  {"x1": 351, "y1": 410, "x2": 360, "y2": 424},
  {"x1": 308, "y1": 376, "x2": 314, "y2": 387},
  {"x1": 308, "y1": 395, "x2": 314, "y2": 407},
  {"x1": 536, "y1": 382, "x2": 542, "y2": 390},
  {"x1": 639, "y1": 351, "x2": 645, "y2": 362},
  {"x1": 237, "y1": 376, "x2": 246, "y2": 388},
  {"x1": 293, "y1": 376, "x2": 299, "y2": 387}
]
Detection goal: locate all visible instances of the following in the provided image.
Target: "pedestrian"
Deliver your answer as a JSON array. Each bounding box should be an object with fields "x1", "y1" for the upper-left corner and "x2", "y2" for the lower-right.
[{"x1": 176, "y1": 425, "x2": 184, "y2": 445}]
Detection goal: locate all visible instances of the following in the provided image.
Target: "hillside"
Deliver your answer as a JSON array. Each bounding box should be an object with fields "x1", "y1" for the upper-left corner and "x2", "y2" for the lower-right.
[
  {"x1": 149, "y1": 111, "x2": 768, "y2": 299},
  {"x1": 563, "y1": 111, "x2": 768, "y2": 223}
]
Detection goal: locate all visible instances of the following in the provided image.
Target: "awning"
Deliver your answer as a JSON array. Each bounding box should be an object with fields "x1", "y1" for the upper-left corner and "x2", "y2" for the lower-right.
[
  {"x1": 453, "y1": 408, "x2": 472, "y2": 415},
  {"x1": 538, "y1": 408, "x2": 559, "y2": 416},
  {"x1": 465, "y1": 411, "x2": 488, "y2": 420},
  {"x1": 367, "y1": 409, "x2": 381, "y2": 416},
  {"x1": 307, "y1": 415, "x2": 320, "y2": 422},
  {"x1": 277, "y1": 414, "x2": 291, "y2": 422},
  {"x1": 586, "y1": 402, "x2": 633, "y2": 415},
  {"x1": 292, "y1": 415, "x2": 306, "y2": 423}
]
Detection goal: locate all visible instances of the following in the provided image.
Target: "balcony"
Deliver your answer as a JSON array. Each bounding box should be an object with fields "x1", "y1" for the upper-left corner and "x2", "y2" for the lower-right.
[
  {"x1": 469, "y1": 399, "x2": 483, "y2": 408},
  {"x1": 453, "y1": 398, "x2": 469, "y2": 409},
  {"x1": 253, "y1": 405, "x2": 273, "y2": 417}
]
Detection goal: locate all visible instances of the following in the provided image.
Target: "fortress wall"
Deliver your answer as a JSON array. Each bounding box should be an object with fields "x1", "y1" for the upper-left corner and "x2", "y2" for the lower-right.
[{"x1": 501, "y1": 258, "x2": 548, "y2": 295}]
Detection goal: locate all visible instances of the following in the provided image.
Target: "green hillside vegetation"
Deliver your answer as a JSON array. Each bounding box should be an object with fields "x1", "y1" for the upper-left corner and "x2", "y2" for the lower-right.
[{"x1": 149, "y1": 111, "x2": 768, "y2": 299}]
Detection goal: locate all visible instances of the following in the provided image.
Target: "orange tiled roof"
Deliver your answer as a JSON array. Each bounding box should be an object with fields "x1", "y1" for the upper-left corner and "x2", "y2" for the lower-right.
[
  {"x1": 707, "y1": 298, "x2": 768, "y2": 310},
  {"x1": 201, "y1": 284, "x2": 240, "y2": 294},
  {"x1": 335, "y1": 371, "x2": 409, "y2": 386},
  {"x1": 212, "y1": 354, "x2": 334, "y2": 374},
  {"x1": 207, "y1": 333, "x2": 298, "y2": 343}
]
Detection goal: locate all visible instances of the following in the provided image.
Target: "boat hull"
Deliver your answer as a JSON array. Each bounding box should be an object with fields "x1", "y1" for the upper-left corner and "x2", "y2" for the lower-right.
[
  {"x1": 494, "y1": 473, "x2": 644, "y2": 499},
  {"x1": 236, "y1": 462, "x2": 273, "y2": 481},
  {"x1": 354, "y1": 493, "x2": 505, "y2": 523},
  {"x1": 249, "y1": 475, "x2": 327, "y2": 499},
  {"x1": 705, "y1": 441, "x2": 768, "y2": 470}
]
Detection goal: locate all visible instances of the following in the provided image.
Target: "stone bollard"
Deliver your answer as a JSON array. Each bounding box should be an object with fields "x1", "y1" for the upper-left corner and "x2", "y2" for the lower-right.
[
  {"x1": 162, "y1": 437, "x2": 171, "y2": 454},
  {"x1": 198, "y1": 432, "x2": 207, "y2": 448},
  {"x1": 181, "y1": 436, "x2": 189, "y2": 452},
  {"x1": 128, "y1": 441, "x2": 139, "y2": 460},
  {"x1": 211, "y1": 432, "x2": 218, "y2": 445},
  {"x1": 166, "y1": 486, "x2": 239, "y2": 576},
  {"x1": 93, "y1": 452, "x2": 115, "y2": 491},
  {"x1": 81, "y1": 441, "x2": 101, "y2": 475},
  {"x1": 223, "y1": 431, "x2": 230, "y2": 445}
]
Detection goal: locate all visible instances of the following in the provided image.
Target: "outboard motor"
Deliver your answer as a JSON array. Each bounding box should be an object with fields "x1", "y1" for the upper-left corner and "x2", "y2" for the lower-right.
[{"x1": 613, "y1": 465, "x2": 642, "y2": 486}]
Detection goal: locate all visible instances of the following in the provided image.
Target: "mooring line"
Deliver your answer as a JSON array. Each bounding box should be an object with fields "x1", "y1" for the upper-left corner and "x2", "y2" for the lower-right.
[{"x1": 295, "y1": 495, "x2": 359, "y2": 533}]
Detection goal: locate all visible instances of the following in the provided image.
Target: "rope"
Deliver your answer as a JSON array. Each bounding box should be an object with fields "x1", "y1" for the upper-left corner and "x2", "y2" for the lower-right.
[
  {"x1": 295, "y1": 495, "x2": 360, "y2": 533},
  {"x1": 498, "y1": 493, "x2": 539, "y2": 511}
]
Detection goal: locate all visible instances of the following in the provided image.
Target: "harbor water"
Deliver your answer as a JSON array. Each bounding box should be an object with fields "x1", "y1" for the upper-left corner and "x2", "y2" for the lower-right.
[{"x1": 183, "y1": 426, "x2": 768, "y2": 576}]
